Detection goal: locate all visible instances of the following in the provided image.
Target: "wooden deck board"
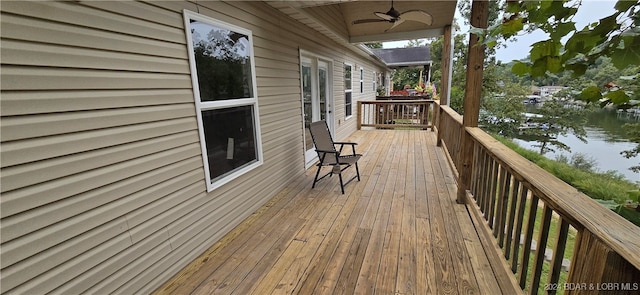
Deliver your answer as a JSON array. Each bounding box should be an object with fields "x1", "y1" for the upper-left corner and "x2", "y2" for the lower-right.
[{"x1": 154, "y1": 130, "x2": 515, "y2": 295}]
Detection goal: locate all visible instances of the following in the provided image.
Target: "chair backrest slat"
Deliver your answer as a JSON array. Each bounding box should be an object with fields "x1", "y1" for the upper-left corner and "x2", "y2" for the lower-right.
[{"x1": 309, "y1": 121, "x2": 336, "y2": 152}]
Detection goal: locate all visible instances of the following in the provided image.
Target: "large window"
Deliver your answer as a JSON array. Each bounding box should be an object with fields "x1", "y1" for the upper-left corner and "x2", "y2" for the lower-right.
[
  {"x1": 184, "y1": 11, "x2": 262, "y2": 191},
  {"x1": 344, "y1": 63, "x2": 352, "y2": 118}
]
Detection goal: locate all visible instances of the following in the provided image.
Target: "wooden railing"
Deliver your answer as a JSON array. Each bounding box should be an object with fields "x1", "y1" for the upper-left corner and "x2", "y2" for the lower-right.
[
  {"x1": 356, "y1": 99, "x2": 435, "y2": 130},
  {"x1": 435, "y1": 104, "x2": 464, "y2": 175},
  {"x1": 436, "y1": 102, "x2": 640, "y2": 294}
]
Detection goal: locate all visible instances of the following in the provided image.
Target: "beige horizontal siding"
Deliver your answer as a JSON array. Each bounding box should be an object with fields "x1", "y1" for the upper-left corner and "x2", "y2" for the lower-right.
[
  {"x1": 1, "y1": 67, "x2": 192, "y2": 91},
  {"x1": 1, "y1": 147, "x2": 202, "y2": 265},
  {"x1": 1, "y1": 117, "x2": 196, "y2": 168},
  {"x1": 1, "y1": 104, "x2": 195, "y2": 142},
  {"x1": 0, "y1": 89, "x2": 194, "y2": 116},
  {"x1": 1, "y1": 40, "x2": 190, "y2": 73},
  {"x1": 1, "y1": 14, "x2": 187, "y2": 59},
  {"x1": 82, "y1": 0, "x2": 187, "y2": 28},
  {"x1": 1, "y1": 132, "x2": 199, "y2": 237},
  {"x1": 1, "y1": 1, "x2": 185, "y2": 43},
  {"x1": 0, "y1": 0, "x2": 389, "y2": 293},
  {"x1": 1, "y1": 162, "x2": 203, "y2": 292}
]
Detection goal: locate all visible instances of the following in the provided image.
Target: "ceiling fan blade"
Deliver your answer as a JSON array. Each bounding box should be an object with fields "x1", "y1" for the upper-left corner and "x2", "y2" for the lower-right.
[
  {"x1": 374, "y1": 11, "x2": 396, "y2": 21},
  {"x1": 353, "y1": 19, "x2": 388, "y2": 25},
  {"x1": 385, "y1": 19, "x2": 405, "y2": 32},
  {"x1": 399, "y1": 10, "x2": 433, "y2": 26}
]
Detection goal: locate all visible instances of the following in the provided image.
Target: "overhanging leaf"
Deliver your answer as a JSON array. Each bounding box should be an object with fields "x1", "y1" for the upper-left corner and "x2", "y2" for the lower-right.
[
  {"x1": 530, "y1": 39, "x2": 562, "y2": 60},
  {"x1": 469, "y1": 27, "x2": 486, "y2": 43},
  {"x1": 593, "y1": 14, "x2": 621, "y2": 37},
  {"x1": 565, "y1": 63, "x2": 588, "y2": 76},
  {"x1": 615, "y1": 0, "x2": 637, "y2": 12},
  {"x1": 511, "y1": 61, "x2": 530, "y2": 76},
  {"x1": 550, "y1": 21, "x2": 576, "y2": 40},
  {"x1": 580, "y1": 86, "x2": 603, "y2": 102},
  {"x1": 605, "y1": 90, "x2": 631, "y2": 104},
  {"x1": 502, "y1": 17, "x2": 524, "y2": 38},
  {"x1": 545, "y1": 56, "x2": 562, "y2": 73},
  {"x1": 531, "y1": 58, "x2": 547, "y2": 77},
  {"x1": 565, "y1": 30, "x2": 602, "y2": 54},
  {"x1": 610, "y1": 35, "x2": 640, "y2": 68}
]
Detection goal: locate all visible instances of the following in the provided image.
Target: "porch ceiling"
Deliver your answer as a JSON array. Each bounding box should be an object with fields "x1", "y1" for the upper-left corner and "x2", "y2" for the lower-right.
[{"x1": 266, "y1": 0, "x2": 457, "y2": 44}]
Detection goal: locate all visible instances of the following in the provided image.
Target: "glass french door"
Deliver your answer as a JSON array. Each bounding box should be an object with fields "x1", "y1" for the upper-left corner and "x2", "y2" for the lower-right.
[{"x1": 302, "y1": 57, "x2": 333, "y2": 167}]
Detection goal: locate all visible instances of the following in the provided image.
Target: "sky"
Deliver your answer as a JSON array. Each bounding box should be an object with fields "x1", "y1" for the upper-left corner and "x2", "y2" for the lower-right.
[{"x1": 383, "y1": 0, "x2": 618, "y2": 62}]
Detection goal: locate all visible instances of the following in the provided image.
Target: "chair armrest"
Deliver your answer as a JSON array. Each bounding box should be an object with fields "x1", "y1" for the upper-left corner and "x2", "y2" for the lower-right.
[
  {"x1": 316, "y1": 149, "x2": 339, "y2": 154},
  {"x1": 334, "y1": 142, "x2": 358, "y2": 156}
]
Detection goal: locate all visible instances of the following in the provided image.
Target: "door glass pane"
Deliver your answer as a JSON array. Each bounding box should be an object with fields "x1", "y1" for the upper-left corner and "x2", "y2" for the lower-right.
[
  {"x1": 319, "y1": 67, "x2": 327, "y2": 121},
  {"x1": 302, "y1": 65, "x2": 313, "y2": 151}
]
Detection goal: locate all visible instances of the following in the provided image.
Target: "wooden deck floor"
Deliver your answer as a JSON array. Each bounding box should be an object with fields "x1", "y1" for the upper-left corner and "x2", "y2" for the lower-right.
[{"x1": 155, "y1": 130, "x2": 509, "y2": 295}]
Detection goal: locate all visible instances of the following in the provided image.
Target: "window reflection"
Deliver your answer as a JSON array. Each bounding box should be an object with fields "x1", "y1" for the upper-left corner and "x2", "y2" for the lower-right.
[
  {"x1": 202, "y1": 106, "x2": 257, "y2": 181},
  {"x1": 190, "y1": 20, "x2": 253, "y2": 101}
]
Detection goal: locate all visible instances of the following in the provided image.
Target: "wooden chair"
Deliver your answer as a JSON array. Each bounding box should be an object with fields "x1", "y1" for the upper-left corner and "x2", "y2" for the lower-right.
[{"x1": 309, "y1": 120, "x2": 362, "y2": 194}]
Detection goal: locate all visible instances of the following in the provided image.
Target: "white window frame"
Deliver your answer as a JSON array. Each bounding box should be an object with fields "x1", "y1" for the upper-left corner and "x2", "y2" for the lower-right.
[
  {"x1": 373, "y1": 71, "x2": 377, "y2": 92},
  {"x1": 344, "y1": 63, "x2": 353, "y2": 119},
  {"x1": 183, "y1": 10, "x2": 263, "y2": 192},
  {"x1": 359, "y1": 67, "x2": 364, "y2": 93}
]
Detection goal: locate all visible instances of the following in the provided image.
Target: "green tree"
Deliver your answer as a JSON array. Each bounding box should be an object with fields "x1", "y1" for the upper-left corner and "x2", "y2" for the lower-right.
[
  {"x1": 622, "y1": 123, "x2": 640, "y2": 173},
  {"x1": 365, "y1": 42, "x2": 383, "y2": 49},
  {"x1": 479, "y1": 81, "x2": 528, "y2": 137},
  {"x1": 482, "y1": 0, "x2": 640, "y2": 105},
  {"x1": 521, "y1": 99, "x2": 588, "y2": 155}
]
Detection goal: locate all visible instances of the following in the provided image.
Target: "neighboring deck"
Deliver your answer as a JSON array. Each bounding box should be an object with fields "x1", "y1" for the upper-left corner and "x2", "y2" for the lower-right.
[{"x1": 155, "y1": 130, "x2": 512, "y2": 295}]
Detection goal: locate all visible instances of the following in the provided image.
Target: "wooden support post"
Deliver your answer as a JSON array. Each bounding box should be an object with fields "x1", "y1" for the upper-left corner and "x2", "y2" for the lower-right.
[
  {"x1": 436, "y1": 26, "x2": 452, "y2": 145},
  {"x1": 457, "y1": 0, "x2": 488, "y2": 204},
  {"x1": 439, "y1": 25, "x2": 452, "y2": 106},
  {"x1": 567, "y1": 231, "x2": 640, "y2": 295}
]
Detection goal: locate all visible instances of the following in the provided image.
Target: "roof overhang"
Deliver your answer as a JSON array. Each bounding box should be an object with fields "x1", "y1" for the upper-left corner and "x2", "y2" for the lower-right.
[{"x1": 370, "y1": 46, "x2": 432, "y2": 68}]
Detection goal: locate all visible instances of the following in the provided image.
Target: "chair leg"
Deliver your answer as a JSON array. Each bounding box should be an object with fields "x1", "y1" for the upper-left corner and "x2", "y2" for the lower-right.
[
  {"x1": 338, "y1": 171, "x2": 345, "y2": 194},
  {"x1": 312, "y1": 163, "x2": 323, "y2": 188},
  {"x1": 355, "y1": 162, "x2": 361, "y2": 181}
]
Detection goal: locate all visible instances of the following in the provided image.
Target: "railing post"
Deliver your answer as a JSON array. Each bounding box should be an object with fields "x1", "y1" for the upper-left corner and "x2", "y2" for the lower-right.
[
  {"x1": 357, "y1": 101, "x2": 362, "y2": 130},
  {"x1": 566, "y1": 231, "x2": 640, "y2": 295},
  {"x1": 436, "y1": 102, "x2": 443, "y2": 146},
  {"x1": 457, "y1": 0, "x2": 488, "y2": 204},
  {"x1": 440, "y1": 25, "x2": 452, "y2": 106}
]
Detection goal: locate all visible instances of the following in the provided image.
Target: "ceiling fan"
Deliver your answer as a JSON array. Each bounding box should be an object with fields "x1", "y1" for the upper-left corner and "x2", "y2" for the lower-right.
[{"x1": 352, "y1": 0, "x2": 433, "y2": 31}]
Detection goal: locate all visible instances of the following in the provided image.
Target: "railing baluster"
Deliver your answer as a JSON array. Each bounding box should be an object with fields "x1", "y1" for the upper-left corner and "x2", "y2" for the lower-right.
[
  {"x1": 497, "y1": 170, "x2": 512, "y2": 247},
  {"x1": 504, "y1": 179, "x2": 521, "y2": 260},
  {"x1": 487, "y1": 159, "x2": 499, "y2": 228},
  {"x1": 547, "y1": 218, "x2": 570, "y2": 295},
  {"x1": 471, "y1": 143, "x2": 481, "y2": 198},
  {"x1": 530, "y1": 203, "x2": 553, "y2": 295},
  {"x1": 479, "y1": 149, "x2": 490, "y2": 215},
  {"x1": 494, "y1": 166, "x2": 508, "y2": 239},
  {"x1": 511, "y1": 185, "x2": 529, "y2": 274},
  {"x1": 519, "y1": 193, "x2": 539, "y2": 289}
]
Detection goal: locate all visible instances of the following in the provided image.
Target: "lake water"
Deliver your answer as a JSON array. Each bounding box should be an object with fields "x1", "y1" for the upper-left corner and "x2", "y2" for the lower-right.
[{"x1": 512, "y1": 107, "x2": 639, "y2": 183}]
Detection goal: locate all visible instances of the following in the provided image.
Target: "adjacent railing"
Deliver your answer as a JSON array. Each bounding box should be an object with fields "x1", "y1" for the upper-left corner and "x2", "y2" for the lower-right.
[
  {"x1": 436, "y1": 101, "x2": 640, "y2": 294},
  {"x1": 435, "y1": 104, "x2": 463, "y2": 175},
  {"x1": 357, "y1": 99, "x2": 435, "y2": 130}
]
